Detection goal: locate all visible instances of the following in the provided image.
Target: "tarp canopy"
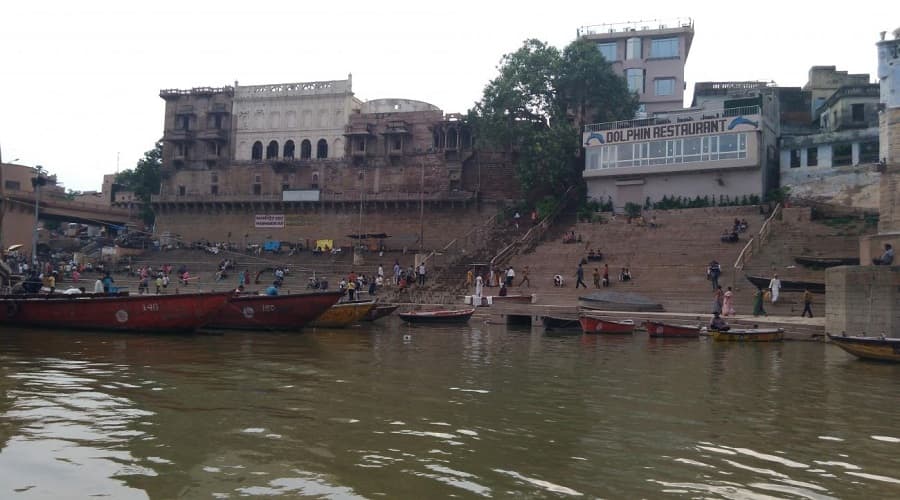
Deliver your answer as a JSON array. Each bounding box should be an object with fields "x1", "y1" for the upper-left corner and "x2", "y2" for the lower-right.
[{"x1": 346, "y1": 233, "x2": 391, "y2": 239}]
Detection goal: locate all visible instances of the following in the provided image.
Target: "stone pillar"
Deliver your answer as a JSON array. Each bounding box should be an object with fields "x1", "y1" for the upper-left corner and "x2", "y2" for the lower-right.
[{"x1": 826, "y1": 266, "x2": 900, "y2": 336}]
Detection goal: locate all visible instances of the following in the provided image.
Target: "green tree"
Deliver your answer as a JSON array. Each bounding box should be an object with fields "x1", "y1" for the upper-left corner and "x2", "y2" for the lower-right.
[
  {"x1": 116, "y1": 142, "x2": 162, "y2": 225},
  {"x1": 469, "y1": 38, "x2": 637, "y2": 199}
]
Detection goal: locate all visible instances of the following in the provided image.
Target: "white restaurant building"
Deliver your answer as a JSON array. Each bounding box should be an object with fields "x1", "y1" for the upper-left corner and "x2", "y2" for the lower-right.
[{"x1": 582, "y1": 91, "x2": 781, "y2": 209}]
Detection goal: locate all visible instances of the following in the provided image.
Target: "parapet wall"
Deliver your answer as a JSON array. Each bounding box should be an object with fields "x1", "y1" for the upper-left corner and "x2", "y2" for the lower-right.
[{"x1": 154, "y1": 204, "x2": 491, "y2": 250}]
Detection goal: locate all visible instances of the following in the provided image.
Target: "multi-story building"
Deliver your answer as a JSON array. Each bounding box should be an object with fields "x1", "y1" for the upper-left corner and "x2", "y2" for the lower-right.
[
  {"x1": 578, "y1": 18, "x2": 694, "y2": 115},
  {"x1": 582, "y1": 81, "x2": 781, "y2": 209},
  {"x1": 233, "y1": 76, "x2": 361, "y2": 163},
  {"x1": 151, "y1": 77, "x2": 505, "y2": 248},
  {"x1": 778, "y1": 66, "x2": 881, "y2": 206},
  {"x1": 159, "y1": 86, "x2": 235, "y2": 174}
]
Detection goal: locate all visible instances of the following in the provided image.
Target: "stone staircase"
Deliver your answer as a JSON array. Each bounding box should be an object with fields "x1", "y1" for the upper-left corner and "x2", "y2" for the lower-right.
[
  {"x1": 499, "y1": 205, "x2": 875, "y2": 317},
  {"x1": 504, "y1": 206, "x2": 767, "y2": 314}
]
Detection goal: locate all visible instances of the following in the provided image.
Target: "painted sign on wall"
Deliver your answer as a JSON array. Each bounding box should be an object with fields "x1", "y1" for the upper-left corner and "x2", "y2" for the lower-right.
[{"x1": 255, "y1": 214, "x2": 285, "y2": 228}]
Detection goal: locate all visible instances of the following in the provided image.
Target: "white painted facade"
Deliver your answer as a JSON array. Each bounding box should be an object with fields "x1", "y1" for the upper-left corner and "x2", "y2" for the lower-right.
[{"x1": 232, "y1": 77, "x2": 362, "y2": 161}]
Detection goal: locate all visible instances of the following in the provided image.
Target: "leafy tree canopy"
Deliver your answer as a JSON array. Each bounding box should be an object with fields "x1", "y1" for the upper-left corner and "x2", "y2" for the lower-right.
[
  {"x1": 470, "y1": 38, "x2": 637, "y2": 199},
  {"x1": 115, "y1": 142, "x2": 162, "y2": 225}
]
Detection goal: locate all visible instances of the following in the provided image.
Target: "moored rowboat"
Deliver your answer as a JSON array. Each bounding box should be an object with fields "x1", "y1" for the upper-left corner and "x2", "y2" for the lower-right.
[
  {"x1": 205, "y1": 291, "x2": 344, "y2": 330},
  {"x1": 579, "y1": 314, "x2": 635, "y2": 334},
  {"x1": 309, "y1": 300, "x2": 377, "y2": 328},
  {"x1": 542, "y1": 315, "x2": 581, "y2": 330},
  {"x1": 364, "y1": 304, "x2": 399, "y2": 322},
  {"x1": 745, "y1": 275, "x2": 825, "y2": 294},
  {"x1": 643, "y1": 320, "x2": 700, "y2": 338},
  {"x1": 0, "y1": 291, "x2": 231, "y2": 333},
  {"x1": 711, "y1": 328, "x2": 784, "y2": 342},
  {"x1": 826, "y1": 334, "x2": 900, "y2": 362},
  {"x1": 398, "y1": 308, "x2": 475, "y2": 324}
]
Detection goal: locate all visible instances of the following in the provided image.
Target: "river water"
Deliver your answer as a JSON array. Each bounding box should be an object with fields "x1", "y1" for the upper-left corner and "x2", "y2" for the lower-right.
[{"x1": 1, "y1": 321, "x2": 899, "y2": 499}]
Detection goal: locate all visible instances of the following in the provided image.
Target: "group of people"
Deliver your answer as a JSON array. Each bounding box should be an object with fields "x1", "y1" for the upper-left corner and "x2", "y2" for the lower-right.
[
  {"x1": 572, "y1": 263, "x2": 633, "y2": 289},
  {"x1": 562, "y1": 231, "x2": 581, "y2": 244},
  {"x1": 708, "y1": 270, "x2": 816, "y2": 318}
]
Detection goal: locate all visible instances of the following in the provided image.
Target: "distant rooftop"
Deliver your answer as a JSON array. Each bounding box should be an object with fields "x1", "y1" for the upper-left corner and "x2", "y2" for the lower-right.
[{"x1": 577, "y1": 18, "x2": 693, "y2": 37}]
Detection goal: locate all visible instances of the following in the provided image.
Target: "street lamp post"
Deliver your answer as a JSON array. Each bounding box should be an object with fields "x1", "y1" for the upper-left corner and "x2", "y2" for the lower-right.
[{"x1": 31, "y1": 165, "x2": 45, "y2": 266}]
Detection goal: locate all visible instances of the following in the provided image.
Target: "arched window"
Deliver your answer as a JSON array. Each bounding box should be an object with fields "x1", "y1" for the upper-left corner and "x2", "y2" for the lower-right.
[
  {"x1": 251, "y1": 141, "x2": 263, "y2": 160},
  {"x1": 316, "y1": 139, "x2": 328, "y2": 159},
  {"x1": 266, "y1": 140, "x2": 279, "y2": 160},
  {"x1": 301, "y1": 140, "x2": 312, "y2": 160},
  {"x1": 284, "y1": 140, "x2": 295, "y2": 159}
]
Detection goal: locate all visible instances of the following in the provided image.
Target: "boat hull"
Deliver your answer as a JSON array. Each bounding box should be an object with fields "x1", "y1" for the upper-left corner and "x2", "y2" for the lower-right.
[
  {"x1": 711, "y1": 328, "x2": 784, "y2": 342},
  {"x1": 579, "y1": 314, "x2": 635, "y2": 334},
  {"x1": 745, "y1": 275, "x2": 825, "y2": 294},
  {"x1": 827, "y1": 334, "x2": 900, "y2": 362},
  {"x1": 364, "y1": 304, "x2": 399, "y2": 321},
  {"x1": 398, "y1": 308, "x2": 475, "y2": 324},
  {"x1": 206, "y1": 291, "x2": 344, "y2": 330},
  {"x1": 489, "y1": 294, "x2": 533, "y2": 304},
  {"x1": 308, "y1": 300, "x2": 377, "y2": 328},
  {"x1": 0, "y1": 292, "x2": 231, "y2": 333},
  {"x1": 794, "y1": 256, "x2": 859, "y2": 268},
  {"x1": 644, "y1": 320, "x2": 700, "y2": 338},
  {"x1": 542, "y1": 315, "x2": 581, "y2": 330}
]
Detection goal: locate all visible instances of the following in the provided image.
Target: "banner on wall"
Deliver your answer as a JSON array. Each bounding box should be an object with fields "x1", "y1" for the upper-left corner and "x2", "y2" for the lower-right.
[{"x1": 255, "y1": 214, "x2": 285, "y2": 228}]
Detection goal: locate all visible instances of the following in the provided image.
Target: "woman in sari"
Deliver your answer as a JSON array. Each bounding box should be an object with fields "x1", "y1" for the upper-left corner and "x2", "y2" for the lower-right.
[
  {"x1": 722, "y1": 286, "x2": 735, "y2": 316},
  {"x1": 753, "y1": 288, "x2": 767, "y2": 316}
]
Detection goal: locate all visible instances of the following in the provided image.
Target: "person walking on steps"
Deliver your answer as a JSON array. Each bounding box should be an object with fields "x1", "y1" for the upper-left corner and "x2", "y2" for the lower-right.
[
  {"x1": 801, "y1": 288, "x2": 813, "y2": 318},
  {"x1": 519, "y1": 266, "x2": 531, "y2": 287},
  {"x1": 576, "y1": 263, "x2": 587, "y2": 288}
]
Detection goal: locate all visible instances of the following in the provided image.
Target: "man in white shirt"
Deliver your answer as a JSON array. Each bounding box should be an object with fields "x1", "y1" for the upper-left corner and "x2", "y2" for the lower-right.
[
  {"x1": 506, "y1": 266, "x2": 515, "y2": 287},
  {"x1": 768, "y1": 273, "x2": 782, "y2": 303}
]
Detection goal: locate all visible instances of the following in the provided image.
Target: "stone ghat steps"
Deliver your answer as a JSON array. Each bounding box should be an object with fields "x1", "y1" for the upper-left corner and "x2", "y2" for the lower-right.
[{"x1": 507, "y1": 206, "x2": 780, "y2": 314}]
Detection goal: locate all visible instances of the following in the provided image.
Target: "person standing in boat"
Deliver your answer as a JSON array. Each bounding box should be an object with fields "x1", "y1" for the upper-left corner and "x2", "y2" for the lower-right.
[
  {"x1": 722, "y1": 286, "x2": 735, "y2": 317},
  {"x1": 768, "y1": 273, "x2": 782, "y2": 303},
  {"x1": 801, "y1": 288, "x2": 813, "y2": 318}
]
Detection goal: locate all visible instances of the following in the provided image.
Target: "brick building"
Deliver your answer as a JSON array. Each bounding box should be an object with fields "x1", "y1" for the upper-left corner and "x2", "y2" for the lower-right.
[{"x1": 152, "y1": 80, "x2": 517, "y2": 249}]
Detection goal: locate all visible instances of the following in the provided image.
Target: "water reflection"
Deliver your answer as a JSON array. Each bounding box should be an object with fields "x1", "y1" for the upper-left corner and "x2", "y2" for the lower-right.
[{"x1": 1, "y1": 324, "x2": 900, "y2": 498}]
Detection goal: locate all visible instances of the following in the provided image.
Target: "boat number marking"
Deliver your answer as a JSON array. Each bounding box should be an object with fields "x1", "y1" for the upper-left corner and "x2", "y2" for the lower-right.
[
  {"x1": 116, "y1": 310, "x2": 129, "y2": 323},
  {"x1": 262, "y1": 304, "x2": 276, "y2": 312},
  {"x1": 595, "y1": 324, "x2": 603, "y2": 332},
  {"x1": 656, "y1": 326, "x2": 664, "y2": 334},
  {"x1": 242, "y1": 307, "x2": 255, "y2": 319},
  {"x1": 142, "y1": 303, "x2": 159, "y2": 312}
]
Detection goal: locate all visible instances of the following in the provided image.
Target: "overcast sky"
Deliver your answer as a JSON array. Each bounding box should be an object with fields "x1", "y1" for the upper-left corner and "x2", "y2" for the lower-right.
[{"x1": 0, "y1": 0, "x2": 894, "y2": 191}]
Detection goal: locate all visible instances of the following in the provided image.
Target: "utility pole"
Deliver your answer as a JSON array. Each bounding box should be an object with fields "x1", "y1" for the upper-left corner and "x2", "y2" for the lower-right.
[
  {"x1": 419, "y1": 154, "x2": 425, "y2": 251},
  {"x1": 31, "y1": 165, "x2": 45, "y2": 266}
]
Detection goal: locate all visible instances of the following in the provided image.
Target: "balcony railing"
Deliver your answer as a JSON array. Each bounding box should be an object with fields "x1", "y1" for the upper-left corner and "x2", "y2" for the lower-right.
[
  {"x1": 196, "y1": 129, "x2": 229, "y2": 141},
  {"x1": 578, "y1": 17, "x2": 693, "y2": 36},
  {"x1": 151, "y1": 190, "x2": 474, "y2": 204},
  {"x1": 164, "y1": 130, "x2": 194, "y2": 142}
]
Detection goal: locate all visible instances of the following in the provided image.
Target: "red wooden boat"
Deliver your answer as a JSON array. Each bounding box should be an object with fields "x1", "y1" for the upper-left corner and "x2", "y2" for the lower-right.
[
  {"x1": 398, "y1": 308, "x2": 475, "y2": 324},
  {"x1": 643, "y1": 320, "x2": 701, "y2": 338},
  {"x1": 205, "y1": 291, "x2": 344, "y2": 330},
  {"x1": 578, "y1": 313, "x2": 635, "y2": 334},
  {"x1": 364, "y1": 304, "x2": 399, "y2": 322},
  {"x1": 0, "y1": 291, "x2": 231, "y2": 333}
]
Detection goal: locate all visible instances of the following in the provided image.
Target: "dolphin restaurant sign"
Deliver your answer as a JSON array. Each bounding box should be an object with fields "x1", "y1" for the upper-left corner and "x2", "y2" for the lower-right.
[{"x1": 583, "y1": 115, "x2": 759, "y2": 146}]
